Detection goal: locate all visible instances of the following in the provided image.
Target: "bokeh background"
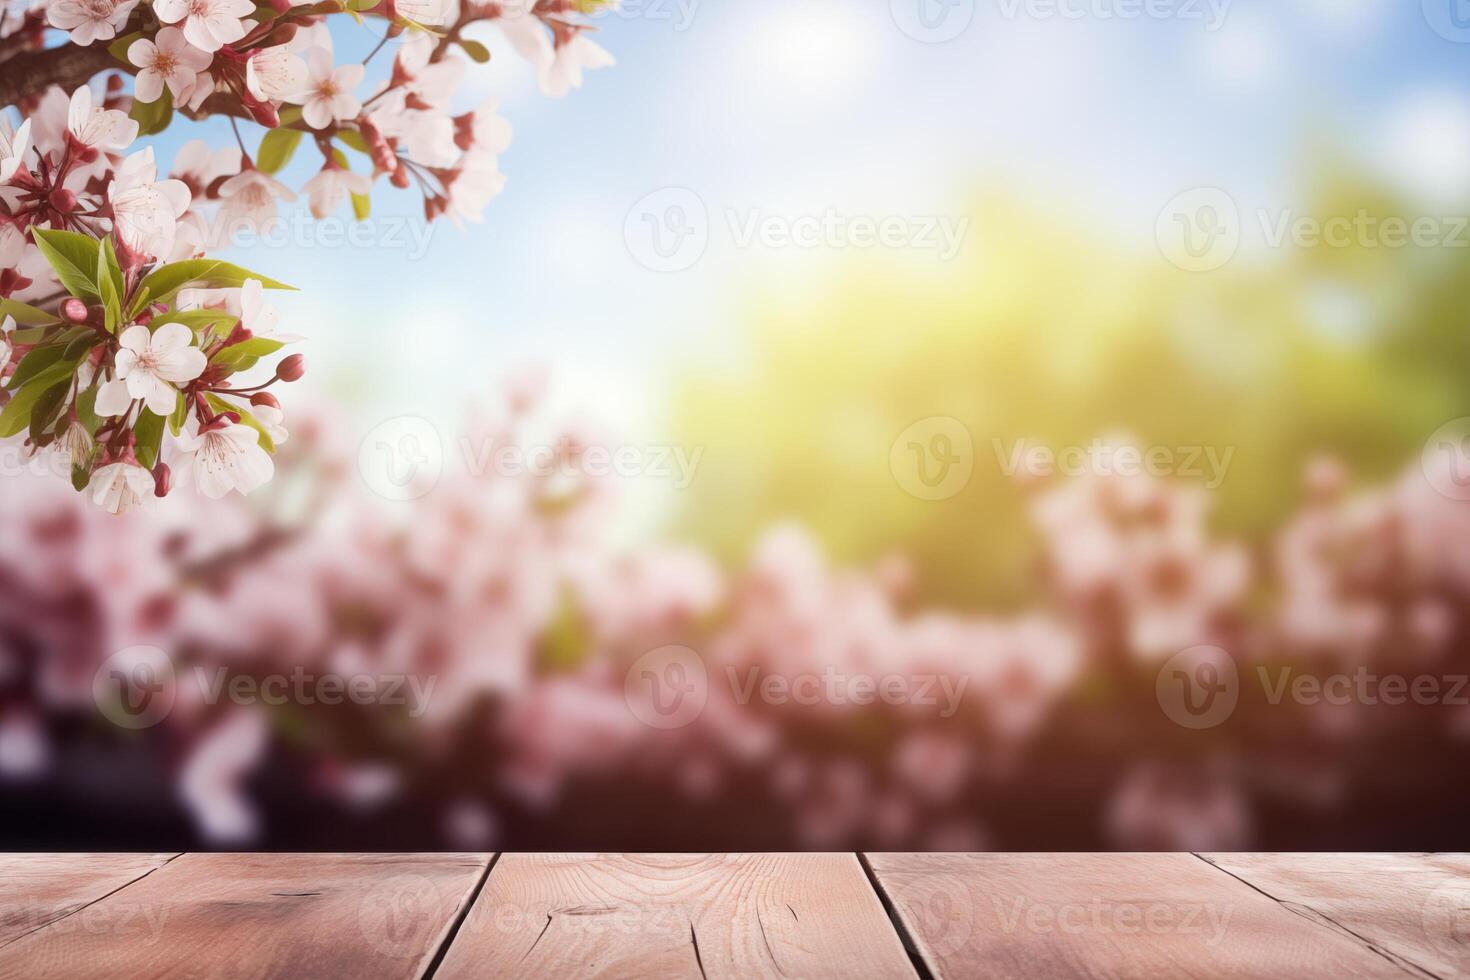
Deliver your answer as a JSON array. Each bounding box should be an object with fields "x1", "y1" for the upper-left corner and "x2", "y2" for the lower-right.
[{"x1": 6, "y1": 0, "x2": 1470, "y2": 849}]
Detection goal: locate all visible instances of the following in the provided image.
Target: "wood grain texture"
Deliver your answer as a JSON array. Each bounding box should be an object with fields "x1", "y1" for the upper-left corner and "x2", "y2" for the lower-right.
[
  {"x1": 0, "y1": 853, "x2": 177, "y2": 949},
  {"x1": 865, "y1": 853, "x2": 1412, "y2": 980},
  {"x1": 0, "y1": 852, "x2": 490, "y2": 980},
  {"x1": 435, "y1": 853, "x2": 917, "y2": 979},
  {"x1": 1203, "y1": 852, "x2": 1470, "y2": 978}
]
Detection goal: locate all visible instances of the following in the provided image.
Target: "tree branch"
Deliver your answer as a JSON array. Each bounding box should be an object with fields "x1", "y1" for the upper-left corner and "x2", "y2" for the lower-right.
[{"x1": 0, "y1": 43, "x2": 118, "y2": 109}]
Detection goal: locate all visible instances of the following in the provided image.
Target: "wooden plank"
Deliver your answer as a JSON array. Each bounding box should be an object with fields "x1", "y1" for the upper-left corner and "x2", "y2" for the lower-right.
[
  {"x1": 435, "y1": 853, "x2": 917, "y2": 979},
  {"x1": 0, "y1": 854, "x2": 178, "y2": 949},
  {"x1": 1203, "y1": 852, "x2": 1470, "y2": 978},
  {"x1": 865, "y1": 853, "x2": 1412, "y2": 980},
  {"x1": 0, "y1": 853, "x2": 490, "y2": 980}
]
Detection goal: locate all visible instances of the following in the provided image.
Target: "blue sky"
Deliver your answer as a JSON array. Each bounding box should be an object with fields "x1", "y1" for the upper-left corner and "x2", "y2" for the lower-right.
[{"x1": 133, "y1": 0, "x2": 1470, "y2": 506}]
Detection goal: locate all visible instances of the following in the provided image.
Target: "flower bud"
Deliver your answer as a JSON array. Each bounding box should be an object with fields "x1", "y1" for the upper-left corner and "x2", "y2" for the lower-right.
[
  {"x1": 250, "y1": 392, "x2": 281, "y2": 410},
  {"x1": 248, "y1": 100, "x2": 281, "y2": 129},
  {"x1": 152, "y1": 463, "x2": 172, "y2": 498},
  {"x1": 60, "y1": 297, "x2": 89, "y2": 324},
  {"x1": 390, "y1": 162, "x2": 411, "y2": 189},
  {"x1": 276, "y1": 354, "x2": 306, "y2": 382}
]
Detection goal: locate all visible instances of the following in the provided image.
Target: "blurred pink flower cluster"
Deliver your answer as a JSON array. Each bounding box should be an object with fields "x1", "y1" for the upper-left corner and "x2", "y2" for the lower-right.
[{"x1": 2, "y1": 390, "x2": 1469, "y2": 850}]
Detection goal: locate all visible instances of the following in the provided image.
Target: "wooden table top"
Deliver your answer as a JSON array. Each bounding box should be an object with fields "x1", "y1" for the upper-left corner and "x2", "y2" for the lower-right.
[{"x1": 0, "y1": 852, "x2": 1461, "y2": 978}]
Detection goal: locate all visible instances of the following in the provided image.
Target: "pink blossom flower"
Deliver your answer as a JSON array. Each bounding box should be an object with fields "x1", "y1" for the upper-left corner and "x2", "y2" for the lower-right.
[
  {"x1": 541, "y1": 33, "x2": 614, "y2": 98},
  {"x1": 444, "y1": 152, "x2": 506, "y2": 225},
  {"x1": 295, "y1": 49, "x2": 363, "y2": 130},
  {"x1": 0, "y1": 116, "x2": 30, "y2": 183},
  {"x1": 108, "y1": 146, "x2": 192, "y2": 258},
  {"x1": 302, "y1": 164, "x2": 370, "y2": 219},
  {"x1": 47, "y1": 0, "x2": 138, "y2": 46},
  {"x1": 216, "y1": 167, "x2": 296, "y2": 232},
  {"x1": 245, "y1": 46, "x2": 308, "y2": 103},
  {"x1": 66, "y1": 85, "x2": 137, "y2": 152},
  {"x1": 128, "y1": 27, "x2": 212, "y2": 104},
  {"x1": 152, "y1": 0, "x2": 254, "y2": 53}
]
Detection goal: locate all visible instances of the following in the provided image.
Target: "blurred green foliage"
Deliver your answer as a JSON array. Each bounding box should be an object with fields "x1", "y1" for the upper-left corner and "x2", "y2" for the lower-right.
[{"x1": 672, "y1": 178, "x2": 1470, "y2": 611}]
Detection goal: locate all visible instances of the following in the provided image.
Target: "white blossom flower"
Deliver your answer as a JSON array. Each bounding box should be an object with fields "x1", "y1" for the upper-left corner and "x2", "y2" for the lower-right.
[
  {"x1": 445, "y1": 151, "x2": 506, "y2": 225},
  {"x1": 458, "y1": 97, "x2": 511, "y2": 155},
  {"x1": 541, "y1": 33, "x2": 614, "y2": 98},
  {"x1": 0, "y1": 116, "x2": 31, "y2": 183},
  {"x1": 495, "y1": 5, "x2": 553, "y2": 70},
  {"x1": 128, "y1": 27, "x2": 212, "y2": 104},
  {"x1": 67, "y1": 85, "x2": 138, "y2": 152},
  {"x1": 170, "y1": 139, "x2": 240, "y2": 196},
  {"x1": 396, "y1": 0, "x2": 453, "y2": 27},
  {"x1": 89, "y1": 461, "x2": 154, "y2": 514},
  {"x1": 302, "y1": 164, "x2": 369, "y2": 219},
  {"x1": 188, "y1": 70, "x2": 216, "y2": 109},
  {"x1": 58, "y1": 418, "x2": 94, "y2": 470},
  {"x1": 0, "y1": 315, "x2": 13, "y2": 374},
  {"x1": 252, "y1": 402, "x2": 288, "y2": 445},
  {"x1": 176, "y1": 421, "x2": 274, "y2": 497},
  {"x1": 109, "y1": 147, "x2": 192, "y2": 258},
  {"x1": 96, "y1": 322, "x2": 206, "y2": 417},
  {"x1": 240, "y1": 277, "x2": 282, "y2": 336},
  {"x1": 296, "y1": 48, "x2": 364, "y2": 130},
  {"x1": 216, "y1": 167, "x2": 296, "y2": 233},
  {"x1": 151, "y1": 0, "x2": 254, "y2": 53},
  {"x1": 395, "y1": 34, "x2": 463, "y2": 108},
  {"x1": 245, "y1": 46, "x2": 308, "y2": 102},
  {"x1": 47, "y1": 0, "x2": 138, "y2": 46}
]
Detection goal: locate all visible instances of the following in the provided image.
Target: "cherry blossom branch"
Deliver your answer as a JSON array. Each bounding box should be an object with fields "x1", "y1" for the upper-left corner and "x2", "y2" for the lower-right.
[{"x1": 0, "y1": 40, "x2": 119, "y2": 108}]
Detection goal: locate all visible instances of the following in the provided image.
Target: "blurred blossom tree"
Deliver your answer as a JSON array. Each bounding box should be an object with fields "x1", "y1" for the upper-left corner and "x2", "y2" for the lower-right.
[
  {"x1": 0, "y1": 0, "x2": 616, "y2": 511},
  {"x1": 673, "y1": 177, "x2": 1470, "y2": 611}
]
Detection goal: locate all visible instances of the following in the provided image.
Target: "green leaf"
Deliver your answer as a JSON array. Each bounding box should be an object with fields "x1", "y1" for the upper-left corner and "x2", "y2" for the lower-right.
[
  {"x1": 151, "y1": 309, "x2": 238, "y2": 336},
  {"x1": 212, "y1": 334, "x2": 286, "y2": 373},
  {"x1": 107, "y1": 31, "x2": 143, "y2": 63},
  {"x1": 0, "y1": 298, "x2": 60, "y2": 327},
  {"x1": 459, "y1": 39, "x2": 491, "y2": 63},
  {"x1": 133, "y1": 409, "x2": 166, "y2": 470},
  {"x1": 129, "y1": 86, "x2": 172, "y2": 136},
  {"x1": 257, "y1": 128, "x2": 304, "y2": 175},
  {"x1": 336, "y1": 129, "x2": 371, "y2": 155},
  {"x1": 31, "y1": 229, "x2": 100, "y2": 300},
  {"x1": 4, "y1": 336, "x2": 86, "y2": 391},
  {"x1": 97, "y1": 237, "x2": 123, "y2": 332},
  {"x1": 29, "y1": 380, "x2": 71, "y2": 444},
  {"x1": 137, "y1": 260, "x2": 295, "y2": 311},
  {"x1": 0, "y1": 367, "x2": 73, "y2": 438},
  {"x1": 278, "y1": 105, "x2": 303, "y2": 127},
  {"x1": 168, "y1": 392, "x2": 189, "y2": 436},
  {"x1": 205, "y1": 394, "x2": 275, "y2": 453},
  {"x1": 351, "y1": 191, "x2": 372, "y2": 222},
  {"x1": 71, "y1": 464, "x2": 91, "y2": 492}
]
